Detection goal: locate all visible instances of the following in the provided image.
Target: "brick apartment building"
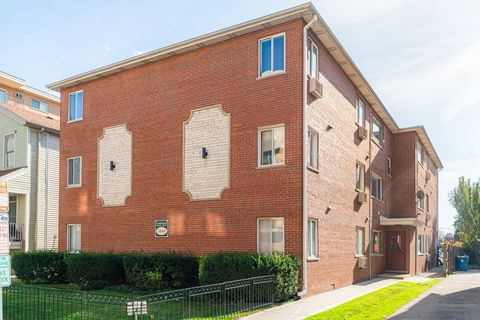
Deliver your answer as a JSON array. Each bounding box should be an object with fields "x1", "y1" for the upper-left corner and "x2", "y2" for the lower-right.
[{"x1": 48, "y1": 3, "x2": 442, "y2": 295}]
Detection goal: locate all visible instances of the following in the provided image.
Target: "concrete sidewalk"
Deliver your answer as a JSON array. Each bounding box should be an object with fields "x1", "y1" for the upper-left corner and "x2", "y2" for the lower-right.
[
  {"x1": 388, "y1": 270, "x2": 480, "y2": 320},
  {"x1": 244, "y1": 278, "x2": 399, "y2": 320}
]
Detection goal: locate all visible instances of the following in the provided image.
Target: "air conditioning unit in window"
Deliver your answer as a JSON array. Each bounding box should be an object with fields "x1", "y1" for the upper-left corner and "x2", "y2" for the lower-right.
[
  {"x1": 358, "y1": 256, "x2": 368, "y2": 269},
  {"x1": 308, "y1": 77, "x2": 323, "y2": 99},
  {"x1": 358, "y1": 127, "x2": 368, "y2": 140},
  {"x1": 357, "y1": 191, "x2": 368, "y2": 204}
]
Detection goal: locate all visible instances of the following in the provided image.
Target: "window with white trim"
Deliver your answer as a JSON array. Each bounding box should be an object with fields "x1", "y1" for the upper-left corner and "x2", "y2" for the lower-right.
[
  {"x1": 417, "y1": 141, "x2": 425, "y2": 165},
  {"x1": 259, "y1": 34, "x2": 285, "y2": 77},
  {"x1": 259, "y1": 126, "x2": 285, "y2": 166},
  {"x1": 68, "y1": 90, "x2": 84, "y2": 122},
  {"x1": 257, "y1": 218, "x2": 284, "y2": 254},
  {"x1": 307, "y1": 129, "x2": 318, "y2": 169},
  {"x1": 418, "y1": 189, "x2": 425, "y2": 210},
  {"x1": 387, "y1": 157, "x2": 392, "y2": 176},
  {"x1": 4, "y1": 134, "x2": 15, "y2": 169},
  {"x1": 356, "y1": 162, "x2": 365, "y2": 191},
  {"x1": 0, "y1": 89, "x2": 6, "y2": 103},
  {"x1": 356, "y1": 97, "x2": 365, "y2": 127},
  {"x1": 308, "y1": 218, "x2": 318, "y2": 258},
  {"x1": 372, "y1": 116, "x2": 384, "y2": 146},
  {"x1": 67, "y1": 157, "x2": 82, "y2": 187},
  {"x1": 372, "y1": 230, "x2": 383, "y2": 254},
  {"x1": 32, "y1": 99, "x2": 49, "y2": 112},
  {"x1": 307, "y1": 37, "x2": 318, "y2": 78},
  {"x1": 356, "y1": 227, "x2": 365, "y2": 256},
  {"x1": 371, "y1": 173, "x2": 383, "y2": 200},
  {"x1": 67, "y1": 224, "x2": 81, "y2": 252},
  {"x1": 417, "y1": 235, "x2": 424, "y2": 255}
]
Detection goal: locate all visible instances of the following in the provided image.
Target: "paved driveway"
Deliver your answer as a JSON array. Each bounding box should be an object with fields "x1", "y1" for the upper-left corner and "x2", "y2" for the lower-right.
[{"x1": 389, "y1": 270, "x2": 480, "y2": 320}]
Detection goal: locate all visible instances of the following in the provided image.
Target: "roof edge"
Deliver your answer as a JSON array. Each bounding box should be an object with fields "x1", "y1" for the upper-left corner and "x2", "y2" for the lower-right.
[{"x1": 397, "y1": 125, "x2": 443, "y2": 170}]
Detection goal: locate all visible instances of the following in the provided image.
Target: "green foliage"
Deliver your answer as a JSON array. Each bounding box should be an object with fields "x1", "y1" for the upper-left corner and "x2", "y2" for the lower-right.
[
  {"x1": 12, "y1": 251, "x2": 68, "y2": 284},
  {"x1": 123, "y1": 252, "x2": 199, "y2": 290},
  {"x1": 199, "y1": 252, "x2": 300, "y2": 301},
  {"x1": 65, "y1": 252, "x2": 125, "y2": 290},
  {"x1": 449, "y1": 177, "x2": 480, "y2": 263}
]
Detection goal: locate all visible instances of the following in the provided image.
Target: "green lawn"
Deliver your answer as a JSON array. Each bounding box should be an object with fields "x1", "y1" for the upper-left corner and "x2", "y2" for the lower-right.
[{"x1": 307, "y1": 279, "x2": 442, "y2": 320}]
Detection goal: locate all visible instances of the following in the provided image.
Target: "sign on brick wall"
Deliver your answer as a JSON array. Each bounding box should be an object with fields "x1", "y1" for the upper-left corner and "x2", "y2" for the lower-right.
[{"x1": 154, "y1": 220, "x2": 168, "y2": 238}]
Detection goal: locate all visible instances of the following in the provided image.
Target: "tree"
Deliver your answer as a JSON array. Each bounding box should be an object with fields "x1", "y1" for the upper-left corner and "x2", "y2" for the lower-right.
[{"x1": 449, "y1": 177, "x2": 480, "y2": 264}]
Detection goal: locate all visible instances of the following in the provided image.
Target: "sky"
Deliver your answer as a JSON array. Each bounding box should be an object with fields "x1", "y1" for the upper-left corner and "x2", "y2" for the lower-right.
[{"x1": 1, "y1": 0, "x2": 479, "y2": 232}]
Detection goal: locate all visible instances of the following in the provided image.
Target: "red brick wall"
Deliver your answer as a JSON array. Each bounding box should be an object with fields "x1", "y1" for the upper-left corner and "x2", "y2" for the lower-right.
[{"x1": 58, "y1": 20, "x2": 304, "y2": 260}]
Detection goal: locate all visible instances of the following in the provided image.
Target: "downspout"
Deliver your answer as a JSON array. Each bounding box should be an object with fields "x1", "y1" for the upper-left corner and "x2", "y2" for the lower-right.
[
  {"x1": 368, "y1": 113, "x2": 373, "y2": 280},
  {"x1": 299, "y1": 14, "x2": 317, "y2": 297}
]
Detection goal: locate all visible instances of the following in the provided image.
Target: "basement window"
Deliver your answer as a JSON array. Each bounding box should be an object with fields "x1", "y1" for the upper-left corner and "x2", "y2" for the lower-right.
[
  {"x1": 67, "y1": 224, "x2": 81, "y2": 252},
  {"x1": 257, "y1": 217, "x2": 284, "y2": 254}
]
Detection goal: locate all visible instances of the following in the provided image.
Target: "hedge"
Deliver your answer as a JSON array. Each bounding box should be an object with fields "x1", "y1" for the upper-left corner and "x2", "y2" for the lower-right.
[
  {"x1": 199, "y1": 252, "x2": 300, "y2": 301},
  {"x1": 65, "y1": 252, "x2": 125, "y2": 290},
  {"x1": 12, "y1": 251, "x2": 68, "y2": 284},
  {"x1": 123, "y1": 252, "x2": 198, "y2": 290}
]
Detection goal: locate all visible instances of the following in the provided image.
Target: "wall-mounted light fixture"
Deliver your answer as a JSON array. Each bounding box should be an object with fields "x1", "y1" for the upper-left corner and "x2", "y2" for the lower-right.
[
  {"x1": 110, "y1": 160, "x2": 116, "y2": 171},
  {"x1": 202, "y1": 147, "x2": 208, "y2": 159},
  {"x1": 325, "y1": 206, "x2": 332, "y2": 214}
]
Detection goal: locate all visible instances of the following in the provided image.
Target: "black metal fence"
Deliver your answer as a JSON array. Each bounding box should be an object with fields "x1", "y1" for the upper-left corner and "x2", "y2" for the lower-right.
[{"x1": 2, "y1": 275, "x2": 275, "y2": 319}]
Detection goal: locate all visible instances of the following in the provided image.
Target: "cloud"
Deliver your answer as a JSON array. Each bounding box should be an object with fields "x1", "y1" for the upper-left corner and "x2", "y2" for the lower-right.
[{"x1": 103, "y1": 44, "x2": 112, "y2": 57}]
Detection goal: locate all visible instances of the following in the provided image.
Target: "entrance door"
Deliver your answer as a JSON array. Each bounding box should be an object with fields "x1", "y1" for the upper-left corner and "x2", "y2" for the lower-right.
[{"x1": 386, "y1": 231, "x2": 406, "y2": 271}]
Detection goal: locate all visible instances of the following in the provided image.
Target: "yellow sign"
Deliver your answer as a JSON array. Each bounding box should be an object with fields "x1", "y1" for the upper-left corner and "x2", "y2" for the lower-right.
[{"x1": 0, "y1": 182, "x2": 8, "y2": 213}]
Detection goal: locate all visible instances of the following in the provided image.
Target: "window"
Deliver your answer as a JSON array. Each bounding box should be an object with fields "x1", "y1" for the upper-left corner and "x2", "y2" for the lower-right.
[
  {"x1": 355, "y1": 162, "x2": 365, "y2": 191},
  {"x1": 31, "y1": 99, "x2": 49, "y2": 112},
  {"x1": 371, "y1": 173, "x2": 383, "y2": 200},
  {"x1": 417, "y1": 235, "x2": 424, "y2": 255},
  {"x1": 0, "y1": 89, "x2": 6, "y2": 103},
  {"x1": 387, "y1": 157, "x2": 392, "y2": 176},
  {"x1": 308, "y1": 218, "x2": 318, "y2": 258},
  {"x1": 257, "y1": 218, "x2": 284, "y2": 254},
  {"x1": 68, "y1": 90, "x2": 84, "y2": 122},
  {"x1": 67, "y1": 224, "x2": 81, "y2": 252},
  {"x1": 356, "y1": 97, "x2": 365, "y2": 126},
  {"x1": 307, "y1": 129, "x2": 318, "y2": 169},
  {"x1": 15, "y1": 92, "x2": 23, "y2": 100},
  {"x1": 259, "y1": 126, "x2": 285, "y2": 166},
  {"x1": 356, "y1": 227, "x2": 365, "y2": 256},
  {"x1": 426, "y1": 194, "x2": 430, "y2": 212},
  {"x1": 417, "y1": 141, "x2": 425, "y2": 165},
  {"x1": 418, "y1": 189, "x2": 425, "y2": 209},
  {"x1": 307, "y1": 37, "x2": 318, "y2": 78},
  {"x1": 67, "y1": 157, "x2": 82, "y2": 187},
  {"x1": 4, "y1": 134, "x2": 15, "y2": 169},
  {"x1": 371, "y1": 117, "x2": 384, "y2": 146},
  {"x1": 259, "y1": 34, "x2": 285, "y2": 77},
  {"x1": 372, "y1": 230, "x2": 383, "y2": 254}
]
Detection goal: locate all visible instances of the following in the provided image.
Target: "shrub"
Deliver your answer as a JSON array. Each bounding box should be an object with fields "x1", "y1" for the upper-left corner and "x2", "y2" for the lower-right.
[
  {"x1": 123, "y1": 252, "x2": 199, "y2": 290},
  {"x1": 199, "y1": 252, "x2": 300, "y2": 302},
  {"x1": 12, "y1": 251, "x2": 68, "y2": 284},
  {"x1": 65, "y1": 252, "x2": 125, "y2": 290}
]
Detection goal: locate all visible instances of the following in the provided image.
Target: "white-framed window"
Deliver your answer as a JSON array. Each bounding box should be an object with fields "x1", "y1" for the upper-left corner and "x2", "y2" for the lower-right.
[
  {"x1": 387, "y1": 157, "x2": 392, "y2": 176},
  {"x1": 67, "y1": 224, "x2": 81, "y2": 252},
  {"x1": 372, "y1": 116, "x2": 384, "y2": 147},
  {"x1": 425, "y1": 235, "x2": 429, "y2": 254},
  {"x1": 417, "y1": 234, "x2": 424, "y2": 255},
  {"x1": 257, "y1": 217, "x2": 284, "y2": 254},
  {"x1": 356, "y1": 97, "x2": 365, "y2": 127},
  {"x1": 371, "y1": 173, "x2": 383, "y2": 200},
  {"x1": 372, "y1": 230, "x2": 383, "y2": 254},
  {"x1": 417, "y1": 140, "x2": 425, "y2": 165},
  {"x1": 259, "y1": 33, "x2": 285, "y2": 77},
  {"x1": 356, "y1": 227, "x2": 365, "y2": 256},
  {"x1": 258, "y1": 125, "x2": 285, "y2": 166},
  {"x1": 426, "y1": 194, "x2": 430, "y2": 212},
  {"x1": 0, "y1": 89, "x2": 6, "y2": 103},
  {"x1": 307, "y1": 37, "x2": 318, "y2": 78},
  {"x1": 4, "y1": 134, "x2": 15, "y2": 169},
  {"x1": 356, "y1": 162, "x2": 365, "y2": 191},
  {"x1": 67, "y1": 156, "x2": 82, "y2": 187},
  {"x1": 31, "y1": 99, "x2": 49, "y2": 112},
  {"x1": 307, "y1": 129, "x2": 318, "y2": 169},
  {"x1": 308, "y1": 218, "x2": 318, "y2": 259},
  {"x1": 68, "y1": 90, "x2": 84, "y2": 122},
  {"x1": 418, "y1": 189, "x2": 425, "y2": 210}
]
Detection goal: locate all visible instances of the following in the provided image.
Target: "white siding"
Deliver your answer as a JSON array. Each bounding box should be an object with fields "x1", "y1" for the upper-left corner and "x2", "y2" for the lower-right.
[{"x1": 0, "y1": 112, "x2": 28, "y2": 169}]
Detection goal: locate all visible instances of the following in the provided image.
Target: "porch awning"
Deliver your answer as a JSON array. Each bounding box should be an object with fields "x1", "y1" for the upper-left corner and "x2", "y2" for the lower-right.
[{"x1": 380, "y1": 216, "x2": 423, "y2": 227}]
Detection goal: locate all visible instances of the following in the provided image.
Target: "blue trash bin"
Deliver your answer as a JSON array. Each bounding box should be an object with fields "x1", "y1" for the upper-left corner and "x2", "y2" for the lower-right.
[{"x1": 455, "y1": 255, "x2": 469, "y2": 271}]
